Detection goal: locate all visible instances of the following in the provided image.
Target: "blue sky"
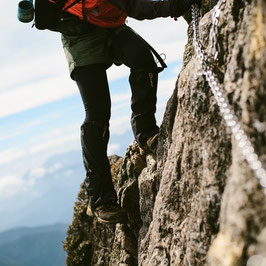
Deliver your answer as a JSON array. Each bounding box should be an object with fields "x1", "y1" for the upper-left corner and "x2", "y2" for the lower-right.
[{"x1": 0, "y1": 1, "x2": 188, "y2": 231}]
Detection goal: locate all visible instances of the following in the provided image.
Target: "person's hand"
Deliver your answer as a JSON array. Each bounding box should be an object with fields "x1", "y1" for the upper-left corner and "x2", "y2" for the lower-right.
[
  {"x1": 173, "y1": 0, "x2": 211, "y2": 23},
  {"x1": 195, "y1": 0, "x2": 211, "y2": 7},
  {"x1": 201, "y1": 0, "x2": 210, "y2": 7},
  {"x1": 191, "y1": 0, "x2": 204, "y2": 7}
]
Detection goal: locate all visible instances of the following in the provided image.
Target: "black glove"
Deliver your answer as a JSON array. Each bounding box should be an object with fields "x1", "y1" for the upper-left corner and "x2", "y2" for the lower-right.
[{"x1": 170, "y1": 0, "x2": 201, "y2": 17}]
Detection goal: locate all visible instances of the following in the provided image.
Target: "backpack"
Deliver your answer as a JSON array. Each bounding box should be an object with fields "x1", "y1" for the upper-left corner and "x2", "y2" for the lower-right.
[{"x1": 34, "y1": 0, "x2": 81, "y2": 30}]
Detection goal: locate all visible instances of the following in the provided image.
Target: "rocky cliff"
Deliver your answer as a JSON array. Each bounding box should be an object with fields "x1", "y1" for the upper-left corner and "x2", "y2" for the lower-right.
[{"x1": 63, "y1": 0, "x2": 266, "y2": 265}]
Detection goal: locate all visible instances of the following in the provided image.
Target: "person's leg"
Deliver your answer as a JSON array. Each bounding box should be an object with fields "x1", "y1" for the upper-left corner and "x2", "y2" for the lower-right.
[
  {"x1": 61, "y1": 24, "x2": 127, "y2": 222},
  {"x1": 109, "y1": 27, "x2": 160, "y2": 150},
  {"x1": 72, "y1": 64, "x2": 117, "y2": 212}
]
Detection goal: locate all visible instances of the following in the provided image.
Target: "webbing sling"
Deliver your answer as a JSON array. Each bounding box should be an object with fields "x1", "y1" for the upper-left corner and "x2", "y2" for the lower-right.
[{"x1": 128, "y1": 28, "x2": 167, "y2": 71}]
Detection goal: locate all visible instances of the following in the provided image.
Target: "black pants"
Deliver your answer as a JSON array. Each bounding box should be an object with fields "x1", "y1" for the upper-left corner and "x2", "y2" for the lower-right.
[{"x1": 72, "y1": 27, "x2": 160, "y2": 210}]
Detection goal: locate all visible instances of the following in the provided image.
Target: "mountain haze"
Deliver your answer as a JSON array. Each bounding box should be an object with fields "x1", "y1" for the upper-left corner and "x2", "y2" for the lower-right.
[{"x1": 0, "y1": 224, "x2": 67, "y2": 266}]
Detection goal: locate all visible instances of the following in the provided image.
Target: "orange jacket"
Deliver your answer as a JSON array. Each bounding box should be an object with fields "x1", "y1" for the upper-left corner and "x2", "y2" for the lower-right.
[{"x1": 64, "y1": 0, "x2": 127, "y2": 28}]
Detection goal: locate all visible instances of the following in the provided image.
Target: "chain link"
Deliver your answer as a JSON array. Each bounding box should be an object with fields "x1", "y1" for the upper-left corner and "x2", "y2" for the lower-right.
[
  {"x1": 209, "y1": 0, "x2": 225, "y2": 60},
  {"x1": 191, "y1": 3, "x2": 266, "y2": 194}
]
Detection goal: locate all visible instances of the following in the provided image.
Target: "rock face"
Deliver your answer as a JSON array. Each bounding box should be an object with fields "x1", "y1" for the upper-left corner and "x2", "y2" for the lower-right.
[{"x1": 64, "y1": 0, "x2": 266, "y2": 265}]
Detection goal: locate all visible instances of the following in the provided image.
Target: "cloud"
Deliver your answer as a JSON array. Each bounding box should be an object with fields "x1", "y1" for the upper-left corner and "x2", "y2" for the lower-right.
[
  {"x1": 110, "y1": 116, "x2": 131, "y2": 135},
  {"x1": 0, "y1": 175, "x2": 24, "y2": 198},
  {"x1": 0, "y1": 138, "x2": 119, "y2": 200},
  {"x1": 107, "y1": 65, "x2": 129, "y2": 81},
  {"x1": 108, "y1": 143, "x2": 121, "y2": 155},
  {"x1": 0, "y1": 74, "x2": 76, "y2": 118},
  {"x1": 157, "y1": 78, "x2": 177, "y2": 98},
  {"x1": 29, "y1": 167, "x2": 46, "y2": 179},
  {"x1": 128, "y1": 17, "x2": 188, "y2": 63},
  {"x1": 0, "y1": 127, "x2": 80, "y2": 167},
  {"x1": 48, "y1": 163, "x2": 63, "y2": 174},
  {"x1": 0, "y1": 51, "x2": 67, "y2": 92},
  {"x1": 27, "y1": 167, "x2": 47, "y2": 187},
  {"x1": 0, "y1": 2, "x2": 18, "y2": 44},
  {"x1": 0, "y1": 167, "x2": 45, "y2": 200},
  {"x1": 0, "y1": 13, "x2": 187, "y2": 120},
  {"x1": 0, "y1": 148, "x2": 26, "y2": 165},
  {"x1": 0, "y1": 119, "x2": 45, "y2": 141},
  {"x1": 172, "y1": 65, "x2": 182, "y2": 75},
  {"x1": 112, "y1": 100, "x2": 131, "y2": 112},
  {"x1": 128, "y1": 17, "x2": 188, "y2": 43},
  {"x1": 111, "y1": 92, "x2": 131, "y2": 103},
  {"x1": 155, "y1": 40, "x2": 187, "y2": 63},
  {"x1": 34, "y1": 123, "x2": 80, "y2": 140},
  {"x1": 29, "y1": 132, "x2": 79, "y2": 154}
]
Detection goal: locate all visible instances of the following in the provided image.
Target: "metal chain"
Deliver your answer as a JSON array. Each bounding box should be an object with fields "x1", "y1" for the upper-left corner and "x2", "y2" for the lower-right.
[
  {"x1": 209, "y1": 0, "x2": 225, "y2": 60},
  {"x1": 191, "y1": 3, "x2": 266, "y2": 194}
]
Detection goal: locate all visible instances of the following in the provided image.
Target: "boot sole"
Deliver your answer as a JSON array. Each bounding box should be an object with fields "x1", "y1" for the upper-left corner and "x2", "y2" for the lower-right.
[
  {"x1": 87, "y1": 207, "x2": 127, "y2": 224},
  {"x1": 97, "y1": 216, "x2": 126, "y2": 224}
]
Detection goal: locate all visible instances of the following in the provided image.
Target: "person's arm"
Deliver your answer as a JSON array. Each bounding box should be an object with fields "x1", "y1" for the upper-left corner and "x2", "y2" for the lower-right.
[{"x1": 109, "y1": 0, "x2": 201, "y2": 20}]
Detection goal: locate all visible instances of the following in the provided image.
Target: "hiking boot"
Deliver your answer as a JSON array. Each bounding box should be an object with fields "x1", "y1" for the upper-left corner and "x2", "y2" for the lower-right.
[
  {"x1": 139, "y1": 133, "x2": 158, "y2": 158},
  {"x1": 86, "y1": 201, "x2": 127, "y2": 224}
]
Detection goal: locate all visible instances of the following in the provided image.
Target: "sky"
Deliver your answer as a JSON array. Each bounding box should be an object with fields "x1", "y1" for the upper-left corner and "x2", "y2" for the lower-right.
[{"x1": 0, "y1": 1, "x2": 189, "y2": 231}]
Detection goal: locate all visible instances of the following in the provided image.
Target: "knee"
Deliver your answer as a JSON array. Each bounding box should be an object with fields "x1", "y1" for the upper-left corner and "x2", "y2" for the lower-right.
[
  {"x1": 132, "y1": 54, "x2": 158, "y2": 71},
  {"x1": 83, "y1": 109, "x2": 110, "y2": 126},
  {"x1": 81, "y1": 120, "x2": 109, "y2": 130},
  {"x1": 81, "y1": 120, "x2": 110, "y2": 142}
]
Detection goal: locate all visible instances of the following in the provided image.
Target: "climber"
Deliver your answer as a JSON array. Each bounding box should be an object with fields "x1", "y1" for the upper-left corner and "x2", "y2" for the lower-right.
[{"x1": 50, "y1": 0, "x2": 202, "y2": 224}]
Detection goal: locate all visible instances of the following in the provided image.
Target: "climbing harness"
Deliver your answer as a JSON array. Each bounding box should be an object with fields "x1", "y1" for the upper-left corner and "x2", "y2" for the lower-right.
[{"x1": 191, "y1": 2, "x2": 266, "y2": 194}]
